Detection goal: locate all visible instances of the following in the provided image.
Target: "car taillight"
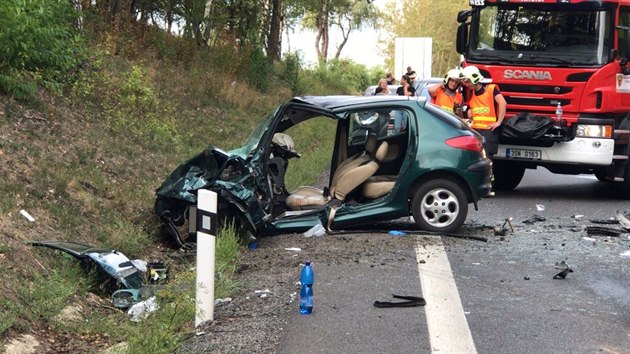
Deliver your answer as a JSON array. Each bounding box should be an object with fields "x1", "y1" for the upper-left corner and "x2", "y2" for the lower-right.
[{"x1": 445, "y1": 136, "x2": 483, "y2": 151}]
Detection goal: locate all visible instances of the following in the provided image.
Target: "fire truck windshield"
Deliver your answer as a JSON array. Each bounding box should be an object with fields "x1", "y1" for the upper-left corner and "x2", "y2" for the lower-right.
[{"x1": 468, "y1": 6, "x2": 612, "y2": 66}]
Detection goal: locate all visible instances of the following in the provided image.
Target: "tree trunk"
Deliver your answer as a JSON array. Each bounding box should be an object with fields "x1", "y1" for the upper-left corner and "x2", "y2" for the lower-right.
[
  {"x1": 333, "y1": 22, "x2": 351, "y2": 60},
  {"x1": 202, "y1": 0, "x2": 213, "y2": 46},
  {"x1": 266, "y1": 0, "x2": 282, "y2": 62},
  {"x1": 166, "y1": 0, "x2": 174, "y2": 33},
  {"x1": 315, "y1": 2, "x2": 329, "y2": 62},
  {"x1": 73, "y1": 0, "x2": 83, "y2": 30}
]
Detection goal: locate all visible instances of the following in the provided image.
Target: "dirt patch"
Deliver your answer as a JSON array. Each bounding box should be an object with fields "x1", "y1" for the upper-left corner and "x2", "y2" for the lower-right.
[
  {"x1": 176, "y1": 228, "x2": 429, "y2": 353},
  {"x1": 3, "y1": 334, "x2": 40, "y2": 354}
]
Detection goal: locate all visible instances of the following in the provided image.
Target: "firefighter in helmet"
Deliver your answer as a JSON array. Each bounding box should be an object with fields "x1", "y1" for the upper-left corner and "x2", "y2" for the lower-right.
[{"x1": 428, "y1": 68, "x2": 464, "y2": 117}]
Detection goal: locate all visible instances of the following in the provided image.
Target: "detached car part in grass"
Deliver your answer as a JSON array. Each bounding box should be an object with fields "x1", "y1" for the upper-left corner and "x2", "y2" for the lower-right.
[
  {"x1": 155, "y1": 95, "x2": 492, "y2": 246},
  {"x1": 31, "y1": 241, "x2": 167, "y2": 308}
]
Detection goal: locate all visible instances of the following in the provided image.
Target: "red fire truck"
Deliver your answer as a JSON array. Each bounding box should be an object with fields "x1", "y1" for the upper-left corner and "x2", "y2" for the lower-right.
[{"x1": 456, "y1": 0, "x2": 630, "y2": 195}]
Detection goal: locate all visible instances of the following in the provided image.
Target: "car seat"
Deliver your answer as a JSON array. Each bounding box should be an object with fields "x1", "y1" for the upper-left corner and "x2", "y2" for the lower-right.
[
  {"x1": 286, "y1": 134, "x2": 389, "y2": 210},
  {"x1": 362, "y1": 175, "x2": 397, "y2": 199}
]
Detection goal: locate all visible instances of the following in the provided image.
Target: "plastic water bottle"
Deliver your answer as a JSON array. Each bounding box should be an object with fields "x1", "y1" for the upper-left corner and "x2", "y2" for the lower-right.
[
  {"x1": 299, "y1": 261, "x2": 314, "y2": 314},
  {"x1": 555, "y1": 101, "x2": 563, "y2": 127}
]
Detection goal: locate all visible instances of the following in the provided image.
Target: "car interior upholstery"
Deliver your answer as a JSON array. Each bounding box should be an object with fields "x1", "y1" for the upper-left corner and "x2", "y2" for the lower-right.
[{"x1": 286, "y1": 134, "x2": 389, "y2": 210}]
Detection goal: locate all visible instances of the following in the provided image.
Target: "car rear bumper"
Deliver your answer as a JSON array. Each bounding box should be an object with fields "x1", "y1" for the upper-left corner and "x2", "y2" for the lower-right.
[{"x1": 467, "y1": 158, "x2": 493, "y2": 201}]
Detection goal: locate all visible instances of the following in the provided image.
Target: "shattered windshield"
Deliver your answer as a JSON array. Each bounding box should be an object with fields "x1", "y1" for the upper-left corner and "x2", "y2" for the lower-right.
[
  {"x1": 469, "y1": 5, "x2": 611, "y2": 66},
  {"x1": 230, "y1": 107, "x2": 279, "y2": 158}
]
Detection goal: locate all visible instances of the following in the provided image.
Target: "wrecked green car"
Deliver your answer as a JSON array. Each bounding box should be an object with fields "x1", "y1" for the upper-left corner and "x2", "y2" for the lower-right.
[{"x1": 155, "y1": 96, "x2": 492, "y2": 246}]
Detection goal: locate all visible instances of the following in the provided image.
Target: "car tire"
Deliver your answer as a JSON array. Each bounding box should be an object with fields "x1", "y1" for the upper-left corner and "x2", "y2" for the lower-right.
[
  {"x1": 411, "y1": 179, "x2": 468, "y2": 233},
  {"x1": 493, "y1": 161, "x2": 525, "y2": 191}
]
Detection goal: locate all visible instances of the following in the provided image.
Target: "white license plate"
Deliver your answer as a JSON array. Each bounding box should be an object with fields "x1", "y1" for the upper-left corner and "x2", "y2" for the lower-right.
[{"x1": 506, "y1": 148, "x2": 541, "y2": 160}]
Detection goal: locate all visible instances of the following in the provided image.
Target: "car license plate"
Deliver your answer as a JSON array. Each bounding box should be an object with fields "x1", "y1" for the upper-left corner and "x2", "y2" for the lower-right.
[{"x1": 506, "y1": 148, "x2": 541, "y2": 160}]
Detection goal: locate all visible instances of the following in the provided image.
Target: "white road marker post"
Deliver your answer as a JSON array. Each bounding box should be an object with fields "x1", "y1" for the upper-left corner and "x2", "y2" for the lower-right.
[{"x1": 195, "y1": 189, "x2": 218, "y2": 327}]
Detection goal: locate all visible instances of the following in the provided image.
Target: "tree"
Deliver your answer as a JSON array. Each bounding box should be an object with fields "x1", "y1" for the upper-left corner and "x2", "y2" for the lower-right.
[
  {"x1": 330, "y1": 0, "x2": 379, "y2": 60},
  {"x1": 294, "y1": 0, "x2": 381, "y2": 62}
]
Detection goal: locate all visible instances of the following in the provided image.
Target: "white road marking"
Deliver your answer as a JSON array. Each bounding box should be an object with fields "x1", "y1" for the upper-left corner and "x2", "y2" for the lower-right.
[{"x1": 416, "y1": 237, "x2": 477, "y2": 354}]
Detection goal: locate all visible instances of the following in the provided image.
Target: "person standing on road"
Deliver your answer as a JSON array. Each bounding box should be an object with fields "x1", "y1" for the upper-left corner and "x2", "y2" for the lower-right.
[
  {"x1": 460, "y1": 65, "x2": 507, "y2": 197},
  {"x1": 428, "y1": 68, "x2": 464, "y2": 117},
  {"x1": 460, "y1": 65, "x2": 506, "y2": 157},
  {"x1": 396, "y1": 75, "x2": 416, "y2": 96}
]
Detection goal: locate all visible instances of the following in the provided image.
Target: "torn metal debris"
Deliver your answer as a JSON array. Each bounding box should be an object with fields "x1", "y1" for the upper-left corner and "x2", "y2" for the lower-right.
[
  {"x1": 494, "y1": 218, "x2": 514, "y2": 236},
  {"x1": 553, "y1": 261, "x2": 573, "y2": 279},
  {"x1": 553, "y1": 268, "x2": 574, "y2": 279},
  {"x1": 586, "y1": 226, "x2": 622, "y2": 237},
  {"x1": 523, "y1": 214, "x2": 546, "y2": 224},
  {"x1": 615, "y1": 210, "x2": 630, "y2": 230},
  {"x1": 374, "y1": 294, "x2": 426, "y2": 308},
  {"x1": 31, "y1": 241, "x2": 168, "y2": 309}
]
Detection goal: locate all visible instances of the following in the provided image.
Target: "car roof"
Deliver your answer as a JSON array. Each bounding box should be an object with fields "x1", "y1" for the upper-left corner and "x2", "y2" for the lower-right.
[{"x1": 292, "y1": 95, "x2": 427, "y2": 110}]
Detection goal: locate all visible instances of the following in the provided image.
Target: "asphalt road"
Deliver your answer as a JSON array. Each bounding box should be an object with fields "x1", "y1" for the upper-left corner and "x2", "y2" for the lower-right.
[{"x1": 277, "y1": 168, "x2": 630, "y2": 354}]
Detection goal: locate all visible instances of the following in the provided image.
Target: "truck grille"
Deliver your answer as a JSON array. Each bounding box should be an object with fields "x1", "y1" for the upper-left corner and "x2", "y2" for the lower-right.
[
  {"x1": 505, "y1": 97, "x2": 570, "y2": 107},
  {"x1": 500, "y1": 84, "x2": 572, "y2": 95}
]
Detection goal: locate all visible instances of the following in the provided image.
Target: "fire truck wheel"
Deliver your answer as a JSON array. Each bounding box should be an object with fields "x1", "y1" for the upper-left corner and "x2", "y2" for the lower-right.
[
  {"x1": 620, "y1": 163, "x2": 630, "y2": 198},
  {"x1": 492, "y1": 161, "x2": 525, "y2": 191},
  {"x1": 594, "y1": 168, "x2": 609, "y2": 182}
]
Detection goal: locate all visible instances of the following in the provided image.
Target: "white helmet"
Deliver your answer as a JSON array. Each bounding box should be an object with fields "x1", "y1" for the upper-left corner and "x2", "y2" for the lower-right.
[
  {"x1": 443, "y1": 68, "x2": 461, "y2": 85},
  {"x1": 460, "y1": 66, "x2": 484, "y2": 85}
]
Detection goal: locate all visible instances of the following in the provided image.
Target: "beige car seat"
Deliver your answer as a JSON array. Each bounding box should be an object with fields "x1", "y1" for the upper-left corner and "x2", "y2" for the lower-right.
[
  {"x1": 362, "y1": 175, "x2": 397, "y2": 199},
  {"x1": 286, "y1": 135, "x2": 388, "y2": 210}
]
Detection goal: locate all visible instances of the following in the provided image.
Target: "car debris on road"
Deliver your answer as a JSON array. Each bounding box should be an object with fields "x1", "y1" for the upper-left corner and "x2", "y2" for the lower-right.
[{"x1": 552, "y1": 261, "x2": 574, "y2": 280}]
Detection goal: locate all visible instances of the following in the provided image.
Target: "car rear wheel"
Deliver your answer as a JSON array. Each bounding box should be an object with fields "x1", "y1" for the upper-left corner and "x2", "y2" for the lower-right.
[
  {"x1": 492, "y1": 161, "x2": 525, "y2": 191},
  {"x1": 411, "y1": 179, "x2": 468, "y2": 233}
]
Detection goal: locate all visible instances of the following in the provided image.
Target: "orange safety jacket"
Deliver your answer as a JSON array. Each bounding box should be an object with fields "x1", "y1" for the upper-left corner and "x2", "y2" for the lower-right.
[
  {"x1": 468, "y1": 84, "x2": 498, "y2": 130},
  {"x1": 432, "y1": 87, "x2": 463, "y2": 114}
]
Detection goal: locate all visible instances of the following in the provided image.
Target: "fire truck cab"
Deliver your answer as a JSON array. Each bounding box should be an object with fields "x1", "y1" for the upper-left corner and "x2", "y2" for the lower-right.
[{"x1": 456, "y1": 0, "x2": 630, "y2": 195}]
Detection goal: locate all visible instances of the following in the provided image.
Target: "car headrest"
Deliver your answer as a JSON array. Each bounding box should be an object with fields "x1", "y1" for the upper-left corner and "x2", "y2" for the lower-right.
[
  {"x1": 375, "y1": 141, "x2": 389, "y2": 162},
  {"x1": 365, "y1": 134, "x2": 377, "y2": 154}
]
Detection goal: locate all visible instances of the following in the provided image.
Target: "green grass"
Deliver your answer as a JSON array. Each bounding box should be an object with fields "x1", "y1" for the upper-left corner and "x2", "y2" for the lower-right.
[{"x1": 284, "y1": 116, "x2": 338, "y2": 191}]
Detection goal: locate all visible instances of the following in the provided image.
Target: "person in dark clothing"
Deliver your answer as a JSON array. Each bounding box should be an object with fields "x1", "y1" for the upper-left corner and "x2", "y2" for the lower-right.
[
  {"x1": 386, "y1": 72, "x2": 395, "y2": 85},
  {"x1": 396, "y1": 75, "x2": 416, "y2": 96},
  {"x1": 460, "y1": 65, "x2": 507, "y2": 197}
]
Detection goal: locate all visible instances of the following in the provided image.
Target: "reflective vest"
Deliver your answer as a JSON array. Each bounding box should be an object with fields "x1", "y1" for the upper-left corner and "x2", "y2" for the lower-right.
[
  {"x1": 432, "y1": 87, "x2": 463, "y2": 114},
  {"x1": 468, "y1": 84, "x2": 498, "y2": 130}
]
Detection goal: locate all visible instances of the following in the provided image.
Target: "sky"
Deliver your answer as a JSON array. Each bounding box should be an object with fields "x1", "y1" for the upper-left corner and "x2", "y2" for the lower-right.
[
  {"x1": 282, "y1": 0, "x2": 396, "y2": 69},
  {"x1": 283, "y1": 26, "x2": 387, "y2": 68}
]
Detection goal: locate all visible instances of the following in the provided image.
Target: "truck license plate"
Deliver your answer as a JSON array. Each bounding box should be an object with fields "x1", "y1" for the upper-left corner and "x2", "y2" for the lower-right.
[{"x1": 506, "y1": 148, "x2": 541, "y2": 160}]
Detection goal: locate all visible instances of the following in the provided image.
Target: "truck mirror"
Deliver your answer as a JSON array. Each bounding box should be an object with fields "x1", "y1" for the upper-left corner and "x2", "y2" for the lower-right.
[
  {"x1": 456, "y1": 24, "x2": 468, "y2": 55},
  {"x1": 457, "y1": 10, "x2": 471, "y2": 24}
]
